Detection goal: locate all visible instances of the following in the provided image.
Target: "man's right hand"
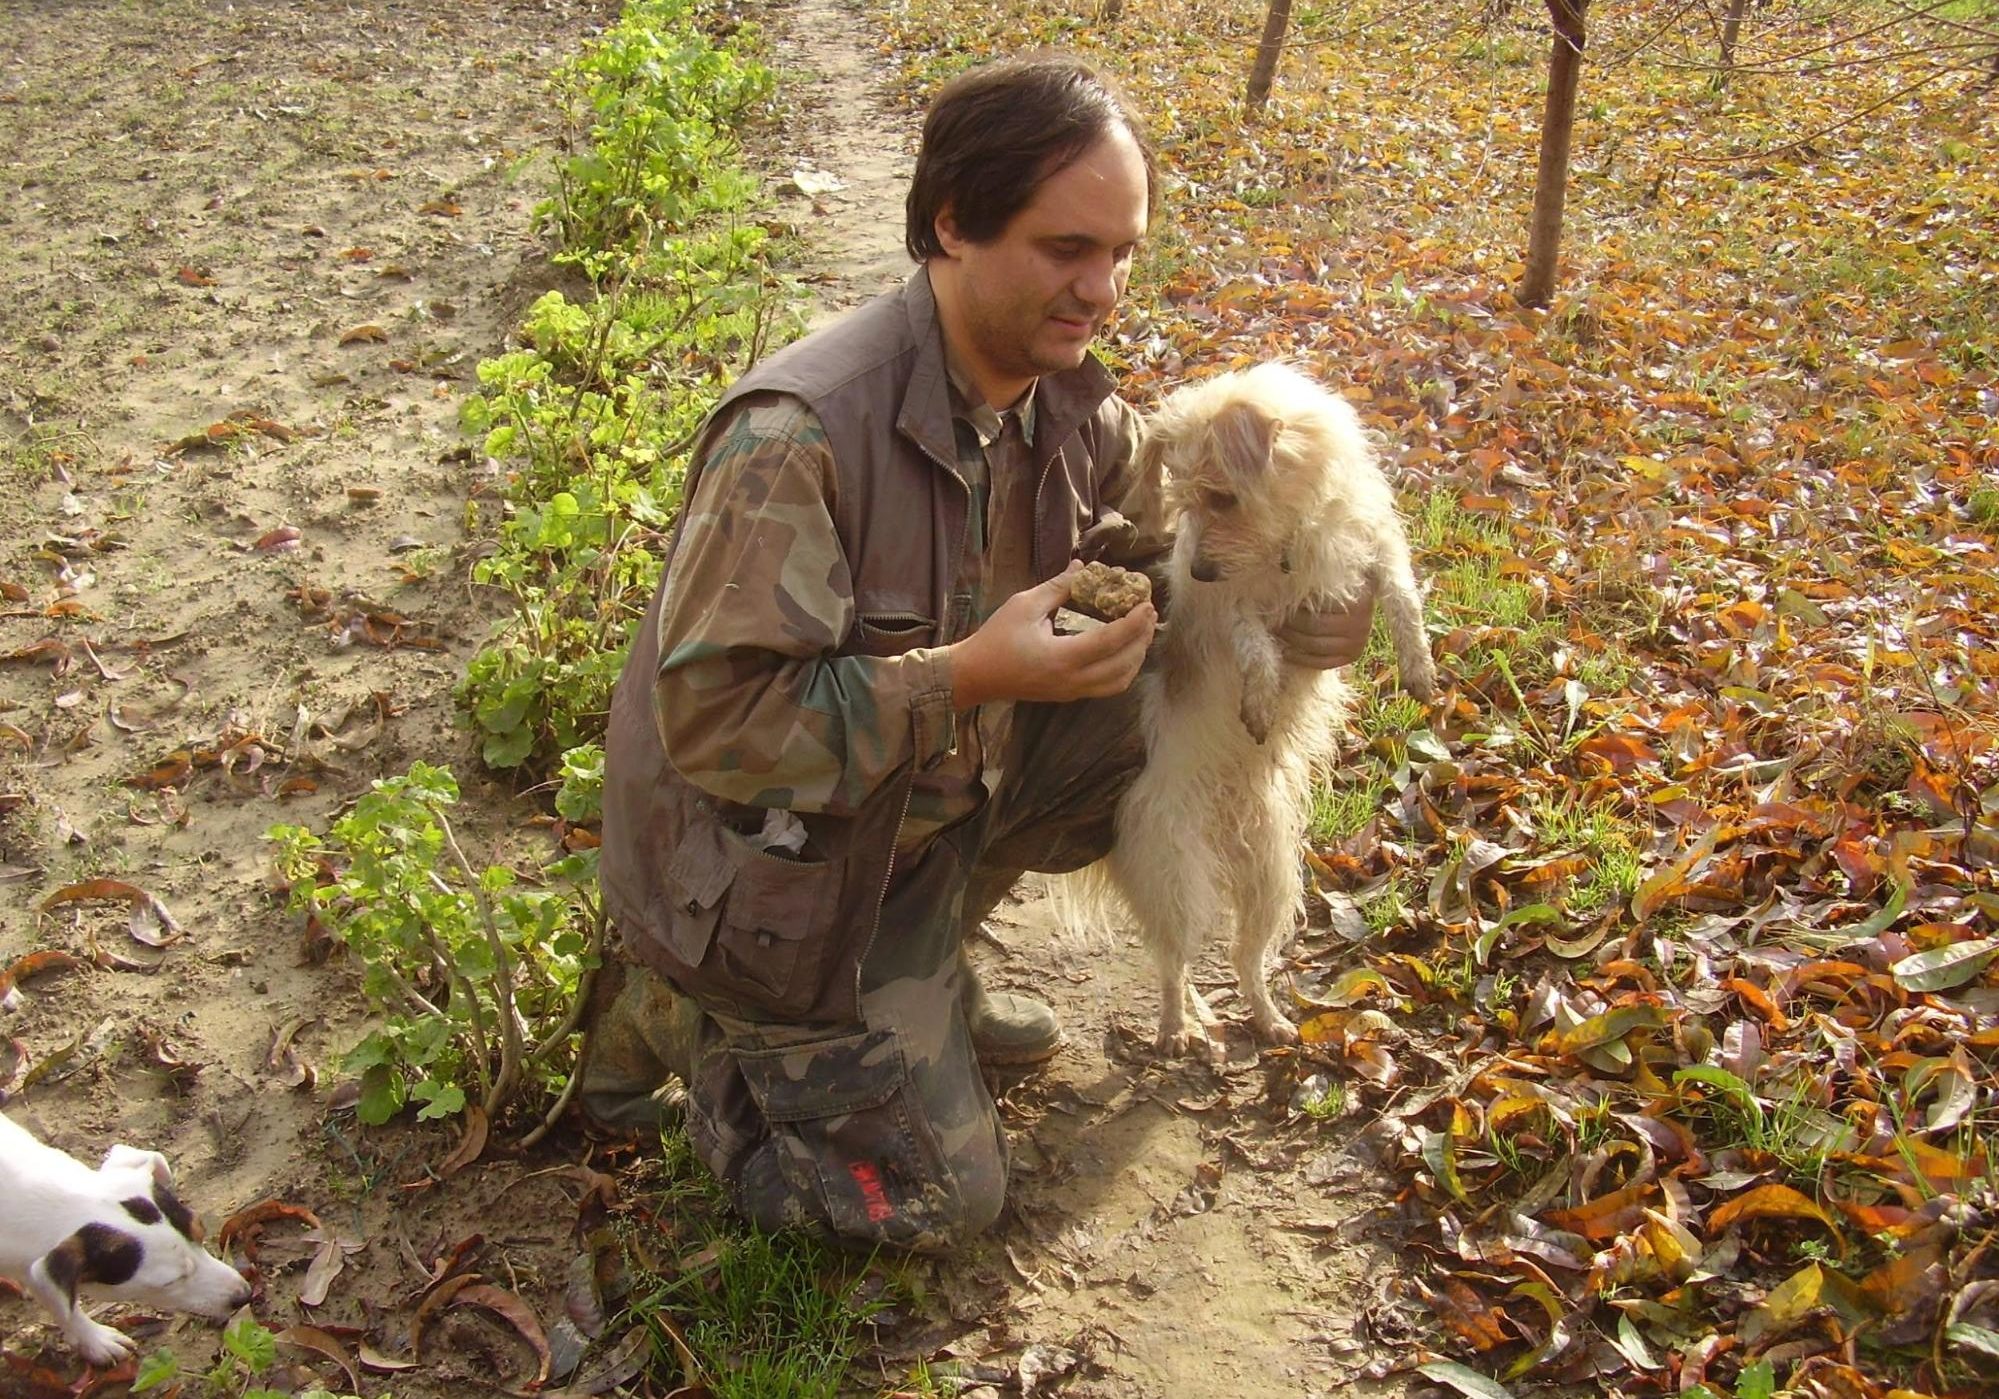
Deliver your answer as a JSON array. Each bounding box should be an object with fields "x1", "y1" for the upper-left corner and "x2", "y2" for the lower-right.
[{"x1": 948, "y1": 562, "x2": 1156, "y2": 709}]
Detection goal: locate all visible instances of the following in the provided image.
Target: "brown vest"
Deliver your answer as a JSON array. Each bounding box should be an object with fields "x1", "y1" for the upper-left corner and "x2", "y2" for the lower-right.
[{"x1": 599, "y1": 270, "x2": 1126, "y2": 1023}]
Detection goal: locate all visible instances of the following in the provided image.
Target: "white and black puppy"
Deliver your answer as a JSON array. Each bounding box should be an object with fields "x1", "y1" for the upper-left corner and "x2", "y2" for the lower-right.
[{"x1": 0, "y1": 1111, "x2": 252, "y2": 1364}]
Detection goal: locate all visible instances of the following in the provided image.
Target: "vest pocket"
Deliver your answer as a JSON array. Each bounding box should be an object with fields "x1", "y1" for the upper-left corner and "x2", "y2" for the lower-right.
[
  {"x1": 656, "y1": 816, "x2": 846, "y2": 1020},
  {"x1": 851, "y1": 613, "x2": 936, "y2": 657}
]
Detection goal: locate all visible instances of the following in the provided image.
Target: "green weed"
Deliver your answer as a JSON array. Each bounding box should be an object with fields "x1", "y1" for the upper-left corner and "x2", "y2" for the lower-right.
[
  {"x1": 1309, "y1": 773, "x2": 1388, "y2": 843},
  {"x1": 1362, "y1": 874, "x2": 1414, "y2": 936},
  {"x1": 454, "y1": 0, "x2": 799, "y2": 772},
  {"x1": 622, "y1": 1133, "x2": 894, "y2": 1399},
  {"x1": 1525, "y1": 791, "x2": 1643, "y2": 914},
  {"x1": 134, "y1": 1317, "x2": 367, "y2": 1399},
  {"x1": 541, "y1": 0, "x2": 773, "y2": 256},
  {"x1": 268, "y1": 761, "x2": 600, "y2": 1126}
]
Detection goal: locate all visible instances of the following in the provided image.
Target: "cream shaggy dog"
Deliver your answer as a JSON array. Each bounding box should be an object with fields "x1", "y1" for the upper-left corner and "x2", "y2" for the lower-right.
[{"x1": 1098, "y1": 362, "x2": 1435, "y2": 1057}]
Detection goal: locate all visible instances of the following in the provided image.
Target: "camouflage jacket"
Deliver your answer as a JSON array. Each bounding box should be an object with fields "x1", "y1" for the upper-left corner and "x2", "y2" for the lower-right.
[{"x1": 600, "y1": 269, "x2": 1162, "y2": 1023}]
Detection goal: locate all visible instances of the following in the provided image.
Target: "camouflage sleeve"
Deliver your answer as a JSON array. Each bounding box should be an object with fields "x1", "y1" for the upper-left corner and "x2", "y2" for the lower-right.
[
  {"x1": 652, "y1": 395, "x2": 956, "y2": 817},
  {"x1": 1092, "y1": 395, "x2": 1174, "y2": 571}
]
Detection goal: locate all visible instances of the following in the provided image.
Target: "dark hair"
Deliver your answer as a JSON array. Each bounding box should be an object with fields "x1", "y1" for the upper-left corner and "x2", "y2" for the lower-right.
[{"x1": 905, "y1": 54, "x2": 1157, "y2": 263}]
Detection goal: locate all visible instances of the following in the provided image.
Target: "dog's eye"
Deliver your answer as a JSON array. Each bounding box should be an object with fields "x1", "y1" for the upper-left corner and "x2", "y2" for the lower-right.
[{"x1": 1202, "y1": 489, "x2": 1238, "y2": 510}]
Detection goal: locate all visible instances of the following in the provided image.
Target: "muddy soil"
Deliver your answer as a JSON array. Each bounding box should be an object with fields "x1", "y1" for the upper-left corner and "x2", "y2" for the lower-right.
[{"x1": 1, "y1": 3, "x2": 1403, "y2": 1395}]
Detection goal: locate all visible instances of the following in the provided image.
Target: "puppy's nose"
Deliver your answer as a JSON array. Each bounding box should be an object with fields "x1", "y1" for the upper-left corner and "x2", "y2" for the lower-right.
[{"x1": 1189, "y1": 557, "x2": 1221, "y2": 583}]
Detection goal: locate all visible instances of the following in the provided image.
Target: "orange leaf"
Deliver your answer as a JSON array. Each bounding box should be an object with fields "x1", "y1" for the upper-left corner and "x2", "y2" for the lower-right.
[
  {"x1": 1546, "y1": 1181, "x2": 1657, "y2": 1241},
  {"x1": 1707, "y1": 1182, "x2": 1842, "y2": 1241},
  {"x1": 1725, "y1": 977, "x2": 1791, "y2": 1031},
  {"x1": 217, "y1": 1198, "x2": 323, "y2": 1258},
  {"x1": 339, "y1": 323, "x2": 388, "y2": 345},
  {"x1": 124, "y1": 750, "x2": 193, "y2": 790}
]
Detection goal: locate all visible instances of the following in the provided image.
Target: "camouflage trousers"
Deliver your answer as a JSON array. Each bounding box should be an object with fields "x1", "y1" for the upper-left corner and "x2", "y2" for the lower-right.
[{"x1": 616, "y1": 689, "x2": 1144, "y2": 1254}]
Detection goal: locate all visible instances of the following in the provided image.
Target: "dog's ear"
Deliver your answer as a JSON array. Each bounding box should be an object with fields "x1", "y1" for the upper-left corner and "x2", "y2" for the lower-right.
[
  {"x1": 1208, "y1": 401, "x2": 1283, "y2": 481},
  {"x1": 103, "y1": 1144, "x2": 175, "y2": 1190},
  {"x1": 43, "y1": 1224, "x2": 145, "y2": 1303}
]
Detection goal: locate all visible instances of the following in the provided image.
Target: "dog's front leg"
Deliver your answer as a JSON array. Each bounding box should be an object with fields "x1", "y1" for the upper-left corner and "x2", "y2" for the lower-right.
[
  {"x1": 1233, "y1": 617, "x2": 1284, "y2": 743},
  {"x1": 27, "y1": 1240, "x2": 135, "y2": 1366}
]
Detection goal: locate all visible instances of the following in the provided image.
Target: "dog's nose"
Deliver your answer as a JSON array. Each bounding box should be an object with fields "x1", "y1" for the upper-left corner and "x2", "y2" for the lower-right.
[{"x1": 1189, "y1": 557, "x2": 1221, "y2": 583}]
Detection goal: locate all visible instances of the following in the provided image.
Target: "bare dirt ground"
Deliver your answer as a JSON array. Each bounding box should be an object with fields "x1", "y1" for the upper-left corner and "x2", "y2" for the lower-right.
[{"x1": 1, "y1": 3, "x2": 1403, "y2": 1395}]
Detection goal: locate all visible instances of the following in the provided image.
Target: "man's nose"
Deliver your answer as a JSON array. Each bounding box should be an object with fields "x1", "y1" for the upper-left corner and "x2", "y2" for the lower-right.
[{"x1": 1074, "y1": 252, "x2": 1120, "y2": 311}]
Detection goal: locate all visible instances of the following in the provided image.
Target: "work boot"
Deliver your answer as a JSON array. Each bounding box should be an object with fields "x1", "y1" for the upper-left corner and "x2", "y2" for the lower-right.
[
  {"x1": 576, "y1": 959, "x2": 708, "y2": 1133},
  {"x1": 960, "y1": 948, "x2": 1063, "y2": 1067}
]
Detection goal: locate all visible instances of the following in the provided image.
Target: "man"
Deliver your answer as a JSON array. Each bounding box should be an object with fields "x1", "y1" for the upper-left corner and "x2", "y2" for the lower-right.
[{"x1": 585, "y1": 55, "x2": 1372, "y2": 1252}]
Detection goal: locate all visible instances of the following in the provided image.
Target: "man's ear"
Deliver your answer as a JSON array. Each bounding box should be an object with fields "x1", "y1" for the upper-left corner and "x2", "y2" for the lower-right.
[
  {"x1": 934, "y1": 205, "x2": 967, "y2": 258},
  {"x1": 1209, "y1": 401, "x2": 1282, "y2": 481}
]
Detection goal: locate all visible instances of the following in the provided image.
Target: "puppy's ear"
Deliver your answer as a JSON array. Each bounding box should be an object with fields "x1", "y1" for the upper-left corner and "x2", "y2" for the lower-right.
[
  {"x1": 1208, "y1": 401, "x2": 1283, "y2": 481},
  {"x1": 102, "y1": 1144, "x2": 175, "y2": 1190},
  {"x1": 43, "y1": 1224, "x2": 146, "y2": 1301}
]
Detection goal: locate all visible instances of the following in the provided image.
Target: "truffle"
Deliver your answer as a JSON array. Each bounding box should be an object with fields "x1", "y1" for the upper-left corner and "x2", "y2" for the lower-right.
[{"x1": 1067, "y1": 561, "x2": 1152, "y2": 621}]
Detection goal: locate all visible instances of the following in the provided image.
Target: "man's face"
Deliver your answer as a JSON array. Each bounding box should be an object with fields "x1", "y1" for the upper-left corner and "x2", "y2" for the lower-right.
[{"x1": 936, "y1": 127, "x2": 1149, "y2": 401}]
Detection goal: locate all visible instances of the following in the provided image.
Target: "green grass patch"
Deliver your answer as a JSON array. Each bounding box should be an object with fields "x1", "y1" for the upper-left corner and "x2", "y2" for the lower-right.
[
  {"x1": 1309, "y1": 771, "x2": 1389, "y2": 843},
  {"x1": 619, "y1": 1129, "x2": 899, "y2": 1398}
]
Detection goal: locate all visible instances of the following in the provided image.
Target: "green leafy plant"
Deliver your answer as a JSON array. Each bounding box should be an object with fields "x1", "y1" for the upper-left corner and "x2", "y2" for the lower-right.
[
  {"x1": 268, "y1": 762, "x2": 599, "y2": 1128},
  {"x1": 540, "y1": 0, "x2": 773, "y2": 256},
  {"x1": 454, "y1": 0, "x2": 799, "y2": 773},
  {"x1": 133, "y1": 1318, "x2": 371, "y2": 1399}
]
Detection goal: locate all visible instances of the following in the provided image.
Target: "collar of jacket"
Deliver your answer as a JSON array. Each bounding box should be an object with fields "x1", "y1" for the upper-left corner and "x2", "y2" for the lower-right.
[{"x1": 893, "y1": 266, "x2": 1119, "y2": 481}]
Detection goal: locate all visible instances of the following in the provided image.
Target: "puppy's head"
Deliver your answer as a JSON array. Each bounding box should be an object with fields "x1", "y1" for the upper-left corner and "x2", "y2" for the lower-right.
[
  {"x1": 76, "y1": 1146, "x2": 252, "y2": 1319},
  {"x1": 1143, "y1": 363, "x2": 1372, "y2": 583}
]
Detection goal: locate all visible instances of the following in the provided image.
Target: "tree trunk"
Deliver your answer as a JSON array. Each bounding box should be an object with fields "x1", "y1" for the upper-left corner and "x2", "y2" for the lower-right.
[
  {"x1": 1517, "y1": 0, "x2": 1589, "y2": 308},
  {"x1": 1246, "y1": 0, "x2": 1294, "y2": 114},
  {"x1": 1717, "y1": 0, "x2": 1749, "y2": 84}
]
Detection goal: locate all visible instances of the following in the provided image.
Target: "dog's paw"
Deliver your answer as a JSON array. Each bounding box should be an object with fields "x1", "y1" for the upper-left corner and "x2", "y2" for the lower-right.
[
  {"x1": 1155, "y1": 1023, "x2": 1227, "y2": 1064},
  {"x1": 1252, "y1": 1013, "x2": 1300, "y2": 1048},
  {"x1": 1400, "y1": 654, "x2": 1438, "y2": 704},
  {"x1": 70, "y1": 1316, "x2": 135, "y2": 1367},
  {"x1": 1238, "y1": 694, "x2": 1274, "y2": 745}
]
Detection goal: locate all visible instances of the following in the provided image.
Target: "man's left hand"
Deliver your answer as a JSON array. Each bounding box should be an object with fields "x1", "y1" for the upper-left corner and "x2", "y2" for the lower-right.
[{"x1": 1277, "y1": 583, "x2": 1376, "y2": 670}]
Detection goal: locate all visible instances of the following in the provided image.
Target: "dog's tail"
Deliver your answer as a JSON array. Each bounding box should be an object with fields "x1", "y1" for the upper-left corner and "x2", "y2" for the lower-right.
[
  {"x1": 1036, "y1": 863, "x2": 1128, "y2": 954},
  {"x1": 1371, "y1": 545, "x2": 1437, "y2": 702}
]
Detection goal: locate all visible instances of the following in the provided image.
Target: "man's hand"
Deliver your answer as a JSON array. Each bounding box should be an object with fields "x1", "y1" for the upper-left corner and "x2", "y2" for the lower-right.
[
  {"x1": 1277, "y1": 582, "x2": 1376, "y2": 670},
  {"x1": 949, "y1": 562, "x2": 1156, "y2": 709}
]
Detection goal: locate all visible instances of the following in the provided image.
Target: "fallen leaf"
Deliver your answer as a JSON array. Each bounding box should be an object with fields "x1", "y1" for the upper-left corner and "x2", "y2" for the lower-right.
[
  {"x1": 358, "y1": 1344, "x2": 420, "y2": 1373},
  {"x1": 1417, "y1": 1359, "x2": 1517, "y2": 1399},
  {"x1": 450, "y1": 1285, "x2": 552, "y2": 1391},
  {"x1": 542, "y1": 1325, "x2": 650, "y2": 1398},
  {"x1": 411, "y1": 1272, "x2": 482, "y2": 1356},
  {"x1": 217, "y1": 1199, "x2": 323, "y2": 1259},
  {"x1": 39, "y1": 878, "x2": 183, "y2": 943},
  {"x1": 297, "y1": 1236, "x2": 347, "y2": 1308},
  {"x1": 276, "y1": 1323, "x2": 359, "y2": 1394},
  {"x1": 1708, "y1": 1182, "x2": 1844, "y2": 1244},
  {"x1": 1891, "y1": 937, "x2": 1999, "y2": 993},
  {"x1": 0, "y1": 950, "x2": 82, "y2": 1010},
  {"x1": 438, "y1": 1103, "x2": 488, "y2": 1179},
  {"x1": 339, "y1": 323, "x2": 388, "y2": 345},
  {"x1": 123, "y1": 750, "x2": 192, "y2": 790}
]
